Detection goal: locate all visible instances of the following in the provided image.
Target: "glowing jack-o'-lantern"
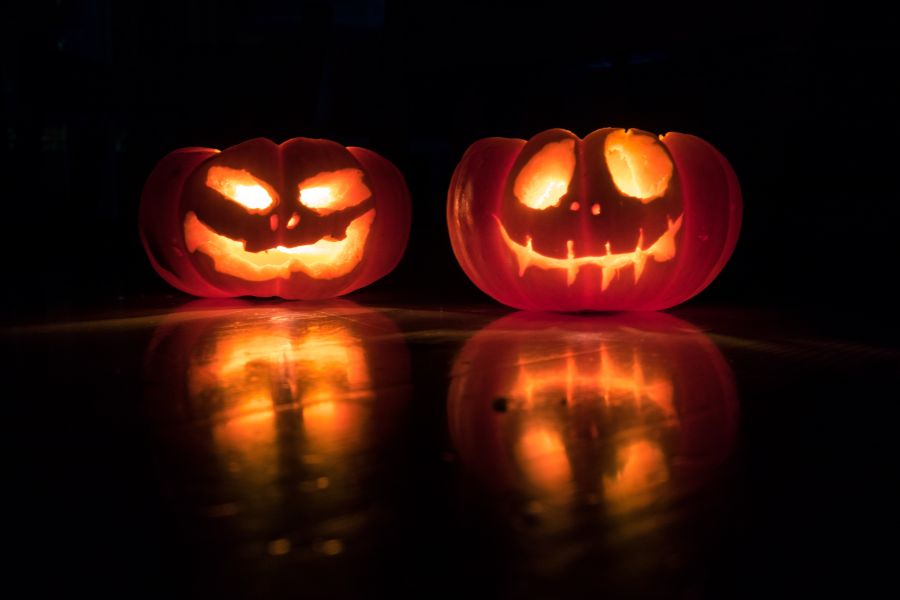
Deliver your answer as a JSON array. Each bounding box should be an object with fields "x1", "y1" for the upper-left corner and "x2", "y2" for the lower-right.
[
  {"x1": 447, "y1": 128, "x2": 742, "y2": 311},
  {"x1": 143, "y1": 300, "x2": 411, "y2": 550},
  {"x1": 448, "y1": 312, "x2": 738, "y2": 520},
  {"x1": 140, "y1": 137, "x2": 411, "y2": 299}
]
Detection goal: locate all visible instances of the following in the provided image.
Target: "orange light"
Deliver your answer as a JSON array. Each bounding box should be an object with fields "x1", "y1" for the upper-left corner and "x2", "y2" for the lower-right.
[
  {"x1": 603, "y1": 439, "x2": 669, "y2": 510},
  {"x1": 500, "y1": 337, "x2": 679, "y2": 507},
  {"x1": 495, "y1": 213, "x2": 683, "y2": 288},
  {"x1": 604, "y1": 130, "x2": 673, "y2": 202},
  {"x1": 513, "y1": 139, "x2": 576, "y2": 210},
  {"x1": 508, "y1": 344, "x2": 675, "y2": 419},
  {"x1": 188, "y1": 319, "x2": 375, "y2": 468},
  {"x1": 517, "y1": 423, "x2": 573, "y2": 495},
  {"x1": 298, "y1": 168, "x2": 371, "y2": 215},
  {"x1": 206, "y1": 166, "x2": 278, "y2": 213},
  {"x1": 447, "y1": 312, "x2": 739, "y2": 530},
  {"x1": 183, "y1": 209, "x2": 374, "y2": 281}
]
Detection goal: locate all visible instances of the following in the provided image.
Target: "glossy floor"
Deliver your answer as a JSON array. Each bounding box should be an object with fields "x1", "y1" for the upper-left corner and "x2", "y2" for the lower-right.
[{"x1": 3, "y1": 301, "x2": 895, "y2": 597}]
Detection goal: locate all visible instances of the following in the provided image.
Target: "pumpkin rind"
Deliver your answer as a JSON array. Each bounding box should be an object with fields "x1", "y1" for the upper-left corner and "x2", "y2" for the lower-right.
[
  {"x1": 140, "y1": 137, "x2": 411, "y2": 299},
  {"x1": 447, "y1": 128, "x2": 741, "y2": 311}
]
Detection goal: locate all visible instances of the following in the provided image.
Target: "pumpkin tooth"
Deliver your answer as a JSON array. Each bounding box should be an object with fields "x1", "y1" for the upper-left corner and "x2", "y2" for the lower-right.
[
  {"x1": 566, "y1": 240, "x2": 577, "y2": 286},
  {"x1": 648, "y1": 214, "x2": 682, "y2": 262},
  {"x1": 634, "y1": 254, "x2": 647, "y2": 284},
  {"x1": 601, "y1": 267, "x2": 616, "y2": 291},
  {"x1": 633, "y1": 228, "x2": 647, "y2": 283},
  {"x1": 517, "y1": 236, "x2": 533, "y2": 276},
  {"x1": 493, "y1": 213, "x2": 683, "y2": 292}
]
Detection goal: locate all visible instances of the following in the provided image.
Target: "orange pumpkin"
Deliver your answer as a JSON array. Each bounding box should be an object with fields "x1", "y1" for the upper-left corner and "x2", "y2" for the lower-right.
[
  {"x1": 447, "y1": 128, "x2": 742, "y2": 311},
  {"x1": 140, "y1": 137, "x2": 411, "y2": 299}
]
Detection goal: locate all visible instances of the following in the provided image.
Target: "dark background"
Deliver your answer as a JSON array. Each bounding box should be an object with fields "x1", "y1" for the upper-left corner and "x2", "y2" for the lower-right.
[
  {"x1": 3, "y1": 0, "x2": 899, "y2": 319},
  {"x1": 2, "y1": 2, "x2": 899, "y2": 598}
]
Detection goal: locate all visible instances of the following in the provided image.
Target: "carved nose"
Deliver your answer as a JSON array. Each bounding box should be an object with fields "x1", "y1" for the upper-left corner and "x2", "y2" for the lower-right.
[
  {"x1": 591, "y1": 203, "x2": 601, "y2": 216},
  {"x1": 569, "y1": 201, "x2": 580, "y2": 212},
  {"x1": 271, "y1": 212, "x2": 300, "y2": 233}
]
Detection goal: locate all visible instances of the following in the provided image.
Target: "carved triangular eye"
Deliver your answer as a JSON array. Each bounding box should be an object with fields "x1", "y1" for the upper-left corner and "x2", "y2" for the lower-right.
[
  {"x1": 514, "y1": 139, "x2": 576, "y2": 210},
  {"x1": 298, "y1": 169, "x2": 371, "y2": 216},
  {"x1": 604, "y1": 130, "x2": 673, "y2": 202},
  {"x1": 206, "y1": 166, "x2": 278, "y2": 213}
]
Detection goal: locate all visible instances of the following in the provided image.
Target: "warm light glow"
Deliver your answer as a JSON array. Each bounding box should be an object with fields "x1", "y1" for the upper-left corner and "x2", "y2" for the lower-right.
[
  {"x1": 604, "y1": 130, "x2": 673, "y2": 202},
  {"x1": 183, "y1": 209, "x2": 375, "y2": 281},
  {"x1": 298, "y1": 168, "x2": 371, "y2": 215},
  {"x1": 509, "y1": 344, "x2": 675, "y2": 418},
  {"x1": 302, "y1": 394, "x2": 368, "y2": 453},
  {"x1": 603, "y1": 440, "x2": 669, "y2": 509},
  {"x1": 495, "y1": 213, "x2": 683, "y2": 289},
  {"x1": 501, "y1": 338, "x2": 678, "y2": 506},
  {"x1": 188, "y1": 320, "x2": 375, "y2": 469},
  {"x1": 206, "y1": 166, "x2": 277, "y2": 212},
  {"x1": 300, "y1": 187, "x2": 333, "y2": 207},
  {"x1": 517, "y1": 423, "x2": 573, "y2": 495},
  {"x1": 513, "y1": 139, "x2": 576, "y2": 210}
]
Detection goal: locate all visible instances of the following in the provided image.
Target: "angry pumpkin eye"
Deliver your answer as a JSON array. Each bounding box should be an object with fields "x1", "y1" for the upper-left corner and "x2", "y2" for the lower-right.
[
  {"x1": 603, "y1": 130, "x2": 673, "y2": 202},
  {"x1": 514, "y1": 139, "x2": 576, "y2": 210},
  {"x1": 206, "y1": 166, "x2": 278, "y2": 213},
  {"x1": 298, "y1": 169, "x2": 371, "y2": 216}
]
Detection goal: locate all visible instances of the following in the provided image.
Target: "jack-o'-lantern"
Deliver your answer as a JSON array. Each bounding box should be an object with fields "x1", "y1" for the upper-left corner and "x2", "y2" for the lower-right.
[
  {"x1": 140, "y1": 137, "x2": 411, "y2": 299},
  {"x1": 448, "y1": 312, "x2": 738, "y2": 526},
  {"x1": 447, "y1": 128, "x2": 742, "y2": 311},
  {"x1": 143, "y1": 300, "x2": 411, "y2": 555}
]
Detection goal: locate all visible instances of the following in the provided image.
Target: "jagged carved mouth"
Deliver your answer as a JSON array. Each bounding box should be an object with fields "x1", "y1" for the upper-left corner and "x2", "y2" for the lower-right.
[
  {"x1": 183, "y1": 209, "x2": 375, "y2": 282},
  {"x1": 495, "y1": 214, "x2": 683, "y2": 290}
]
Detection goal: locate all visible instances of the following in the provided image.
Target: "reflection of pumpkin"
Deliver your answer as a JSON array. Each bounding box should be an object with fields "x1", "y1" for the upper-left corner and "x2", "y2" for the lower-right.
[
  {"x1": 140, "y1": 137, "x2": 411, "y2": 299},
  {"x1": 448, "y1": 311, "x2": 738, "y2": 516},
  {"x1": 143, "y1": 300, "x2": 410, "y2": 549},
  {"x1": 447, "y1": 128, "x2": 742, "y2": 311}
]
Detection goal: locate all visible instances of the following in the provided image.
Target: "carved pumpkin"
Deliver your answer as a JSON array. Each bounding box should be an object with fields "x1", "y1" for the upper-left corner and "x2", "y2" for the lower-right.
[
  {"x1": 447, "y1": 128, "x2": 742, "y2": 311},
  {"x1": 140, "y1": 137, "x2": 411, "y2": 299},
  {"x1": 448, "y1": 312, "x2": 738, "y2": 516},
  {"x1": 143, "y1": 300, "x2": 411, "y2": 549}
]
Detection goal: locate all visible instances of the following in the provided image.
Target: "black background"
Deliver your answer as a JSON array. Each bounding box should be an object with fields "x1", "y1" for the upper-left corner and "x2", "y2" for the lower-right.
[
  {"x1": 3, "y1": 2, "x2": 899, "y2": 598},
  {"x1": 4, "y1": 1, "x2": 899, "y2": 317}
]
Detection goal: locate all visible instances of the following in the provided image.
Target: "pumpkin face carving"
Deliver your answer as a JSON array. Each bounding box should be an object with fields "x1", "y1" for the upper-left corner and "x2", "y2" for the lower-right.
[
  {"x1": 141, "y1": 137, "x2": 411, "y2": 299},
  {"x1": 448, "y1": 128, "x2": 742, "y2": 311}
]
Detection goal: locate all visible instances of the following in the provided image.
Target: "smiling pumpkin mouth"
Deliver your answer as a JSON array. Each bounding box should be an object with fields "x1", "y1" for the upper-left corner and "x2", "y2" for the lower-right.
[
  {"x1": 495, "y1": 214, "x2": 683, "y2": 290},
  {"x1": 184, "y1": 209, "x2": 375, "y2": 281}
]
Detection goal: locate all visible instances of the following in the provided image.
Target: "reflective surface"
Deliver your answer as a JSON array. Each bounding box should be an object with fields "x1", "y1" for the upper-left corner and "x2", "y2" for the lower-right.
[
  {"x1": 448, "y1": 312, "x2": 738, "y2": 592},
  {"x1": 449, "y1": 312, "x2": 737, "y2": 512},
  {"x1": 3, "y1": 301, "x2": 895, "y2": 597},
  {"x1": 143, "y1": 300, "x2": 410, "y2": 573}
]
